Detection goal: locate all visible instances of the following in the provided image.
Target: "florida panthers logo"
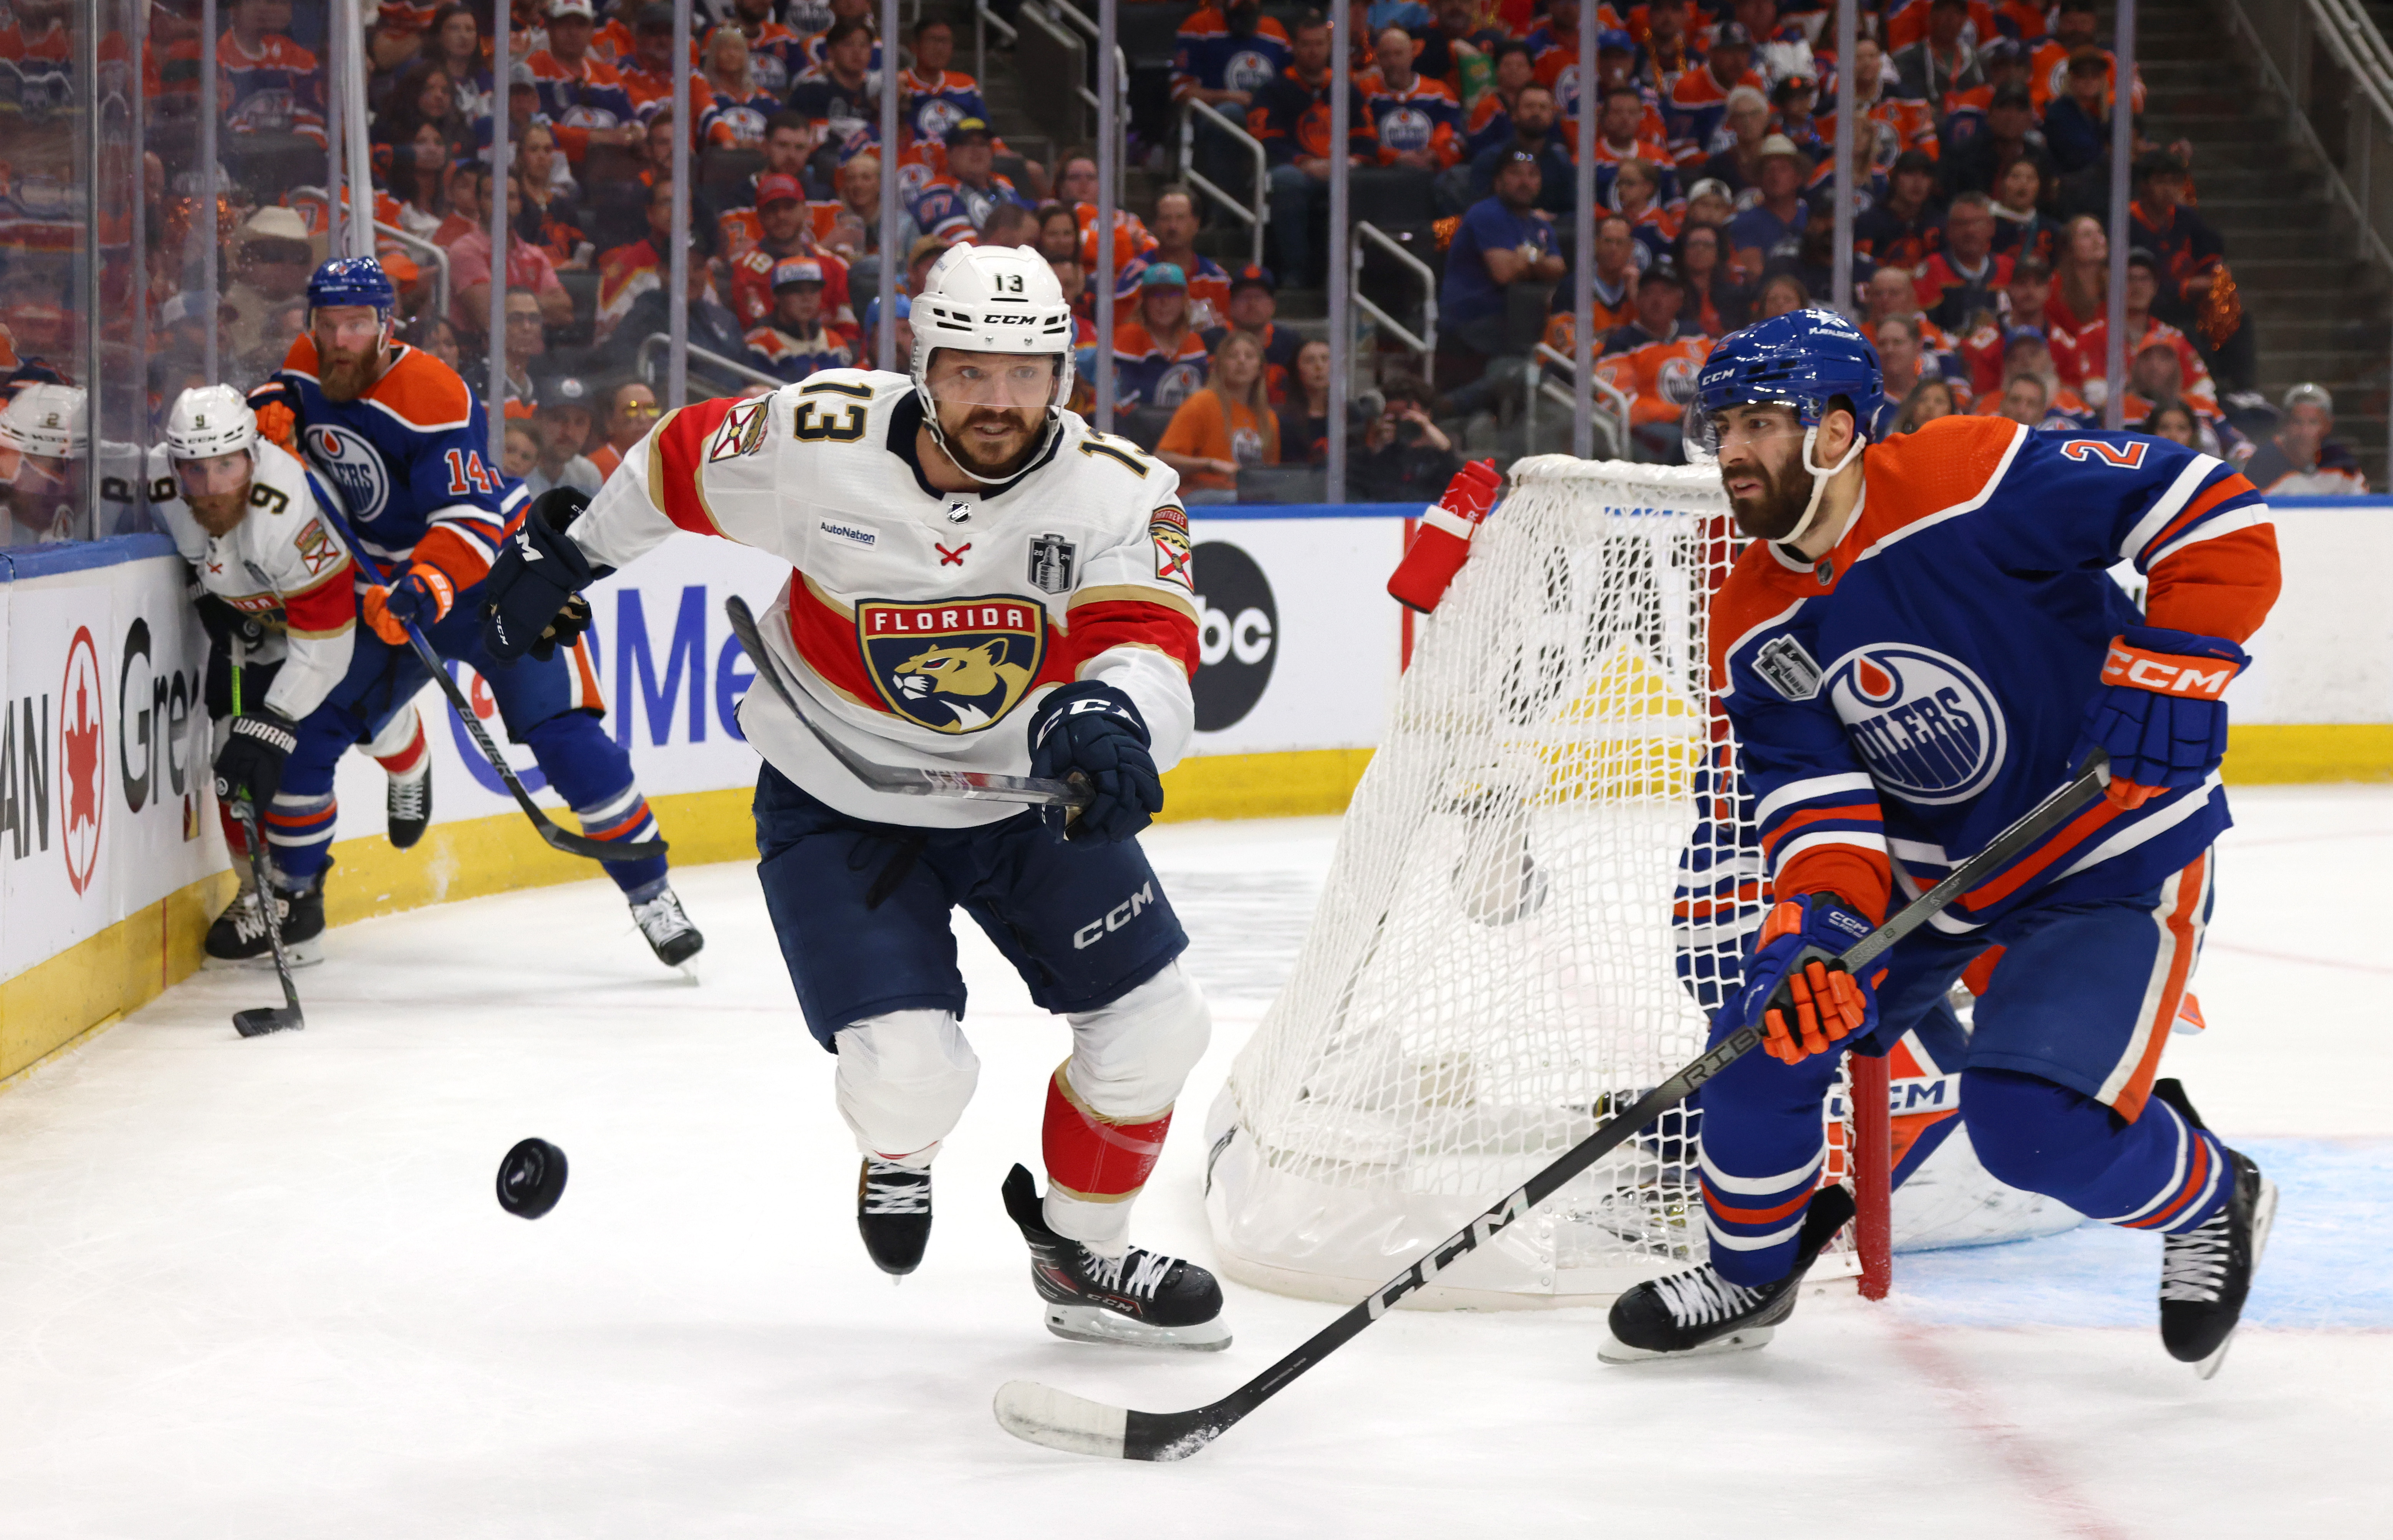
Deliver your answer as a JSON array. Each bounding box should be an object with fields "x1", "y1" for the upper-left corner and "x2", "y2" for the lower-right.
[
  {"x1": 1826, "y1": 644, "x2": 2007, "y2": 804},
  {"x1": 303, "y1": 423, "x2": 391, "y2": 523},
  {"x1": 859, "y1": 596, "x2": 1047, "y2": 733}
]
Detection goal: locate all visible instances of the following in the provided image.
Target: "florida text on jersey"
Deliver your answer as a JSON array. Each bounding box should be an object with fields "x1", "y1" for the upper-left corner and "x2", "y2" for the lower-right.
[
  {"x1": 1710, "y1": 415, "x2": 2276, "y2": 938},
  {"x1": 270, "y1": 335, "x2": 526, "y2": 586},
  {"x1": 566, "y1": 371, "x2": 1201, "y2": 828}
]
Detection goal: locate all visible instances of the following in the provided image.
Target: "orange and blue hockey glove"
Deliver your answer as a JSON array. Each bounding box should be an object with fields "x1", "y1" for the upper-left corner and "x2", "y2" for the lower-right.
[
  {"x1": 1726, "y1": 895, "x2": 1885, "y2": 1065},
  {"x1": 363, "y1": 562, "x2": 457, "y2": 646},
  {"x1": 2075, "y1": 625, "x2": 2247, "y2": 809}
]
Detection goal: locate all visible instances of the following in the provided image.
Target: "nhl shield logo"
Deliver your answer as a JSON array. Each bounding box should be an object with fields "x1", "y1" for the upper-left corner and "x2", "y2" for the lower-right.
[
  {"x1": 1027, "y1": 533, "x2": 1075, "y2": 594},
  {"x1": 859, "y1": 596, "x2": 1048, "y2": 733}
]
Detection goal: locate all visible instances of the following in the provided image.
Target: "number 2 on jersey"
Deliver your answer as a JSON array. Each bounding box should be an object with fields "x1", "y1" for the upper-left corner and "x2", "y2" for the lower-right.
[{"x1": 443, "y1": 448, "x2": 495, "y2": 496}]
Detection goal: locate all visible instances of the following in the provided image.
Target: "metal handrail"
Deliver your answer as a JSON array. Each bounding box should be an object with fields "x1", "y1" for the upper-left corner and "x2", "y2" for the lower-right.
[
  {"x1": 2223, "y1": 0, "x2": 2393, "y2": 276},
  {"x1": 1016, "y1": 1, "x2": 1103, "y2": 120},
  {"x1": 374, "y1": 219, "x2": 452, "y2": 321},
  {"x1": 1350, "y1": 220, "x2": 1437, "y2": 361},
  {"x1": 1534, "y1": 341, "x2": 1632, "y2": 419},
  {"x1": 1177, "y1": 99, "x2": 1270, "y2": 266},
  {"x1": 1046, "y1": 0, "x2": 1134, "y2": 86},
  {"x1": 974, "y1": 0, "x2": 1017, "y2": 88},
  {"x1": 635, "y1": 332, "x2": 787, "y2": 391}
]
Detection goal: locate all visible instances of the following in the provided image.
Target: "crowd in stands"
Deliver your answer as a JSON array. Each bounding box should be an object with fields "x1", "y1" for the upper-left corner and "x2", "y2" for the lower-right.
[{"x1": 0, "y1": 0, "x2": 2374, "y2": 540}]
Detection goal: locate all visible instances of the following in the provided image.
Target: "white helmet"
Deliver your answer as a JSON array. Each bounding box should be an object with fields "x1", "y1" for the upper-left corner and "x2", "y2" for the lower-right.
[
  {"x1": 910, "y1": 243, "x2": 1076, "y2": 485},
  {"x1": 1, "y1": 382, "x2": 88, "y2": 460},
  {"x1": 165, "y1": 384, "x2": 259, "y2": 463}
]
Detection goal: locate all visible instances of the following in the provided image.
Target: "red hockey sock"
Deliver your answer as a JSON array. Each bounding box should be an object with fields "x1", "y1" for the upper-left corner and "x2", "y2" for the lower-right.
[
  {"x1": 374, "y1": 716, "x2": 428, "y2": 777},
  {"x1": 1040, "y1": 1064, "x2": 1172, "y2": 1203}
]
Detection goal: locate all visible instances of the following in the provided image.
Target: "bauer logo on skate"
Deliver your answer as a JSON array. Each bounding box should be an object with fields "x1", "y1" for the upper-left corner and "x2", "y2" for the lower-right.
[
  {"x1": 303, "y1": 424, "x2": 391, "y2": 522},
  {"x1": 1825, "y1": 644, "x2": 2007, "y2": 804},
  {"x1": 858, "y1": 597, "x2": 1047, "y2": 733}
]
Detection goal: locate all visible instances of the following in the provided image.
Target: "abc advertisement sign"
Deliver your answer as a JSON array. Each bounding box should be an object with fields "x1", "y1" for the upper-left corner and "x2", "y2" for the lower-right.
[
  {"x1": 0, "y1": 549, "x2": 218, "y2": 983},
  {"x1": 1183, "y1": 516, "x2": 1406, "y2": 757}
]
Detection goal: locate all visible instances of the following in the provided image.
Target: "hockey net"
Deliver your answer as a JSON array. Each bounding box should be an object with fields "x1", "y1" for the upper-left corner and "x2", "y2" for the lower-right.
[{"x1": 1203, "y1": 455, "x2": 1877, "y2": 1308}]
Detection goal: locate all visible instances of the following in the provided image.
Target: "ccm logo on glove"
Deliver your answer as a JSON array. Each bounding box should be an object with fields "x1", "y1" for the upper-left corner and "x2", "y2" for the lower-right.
[{"x1": 2100, "y1": 640, "x2": 2240, "y2": 699}]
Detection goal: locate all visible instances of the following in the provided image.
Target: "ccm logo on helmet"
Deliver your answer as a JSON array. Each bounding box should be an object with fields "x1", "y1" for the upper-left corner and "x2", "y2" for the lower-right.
[
  {"x1": 2101, "y1": 641, "x2": 2240, "y2": 699},
  {"x1": 979, "y1": 315, "x2": 1037, "y2": 325}
]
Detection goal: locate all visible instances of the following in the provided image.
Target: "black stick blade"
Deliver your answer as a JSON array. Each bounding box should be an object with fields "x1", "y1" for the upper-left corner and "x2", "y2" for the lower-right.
[
  {"x1": 497, "y1": 1137, "x2": 568, "y2": 1219},
  {"x1": 232, "y1": 1004, "x2": 303, "y2": 1037},
  {"x1": 993, "y1": 1382, "x2": 1229, "y2": 1462}
]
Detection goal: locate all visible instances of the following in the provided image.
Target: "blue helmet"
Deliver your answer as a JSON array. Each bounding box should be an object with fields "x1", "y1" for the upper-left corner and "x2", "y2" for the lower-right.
[
  {"x1": 1696, "y1": 308, "x2": 1883, "y2": 437},
  {"x1": 307, "y1": 256, "x2": 396, "y2": 319}
]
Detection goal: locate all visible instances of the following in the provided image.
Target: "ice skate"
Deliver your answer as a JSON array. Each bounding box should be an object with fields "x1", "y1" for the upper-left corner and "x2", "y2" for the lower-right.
[
  {"x1": 203, "y1": 881, "x2": 325, "y2": 969},
  {"x1": 857, "y1": 1158, "x2": 932, "y2": 1277},
  {"x1": 630, "y1": 887, "x2": 703, "y2": 967},
  {"x1": 1600, "y1": 1183, "x2": 1855, "y2": 1363},
  {"x1": 2152, "y1": 1081, "x2": 2277, "y2": 1379},
  {"x1": 1001, "y1": 1164, "x2": 1230, "y2": 1351},
  {"x1": 385, "y1": 759, "x2": 431, "y2": 850}
]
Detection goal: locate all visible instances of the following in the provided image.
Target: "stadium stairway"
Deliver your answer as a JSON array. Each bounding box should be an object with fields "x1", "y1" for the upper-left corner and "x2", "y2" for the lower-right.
[{"x1": 2157, "y1": 2, "x2": 2393, "y2": 474}]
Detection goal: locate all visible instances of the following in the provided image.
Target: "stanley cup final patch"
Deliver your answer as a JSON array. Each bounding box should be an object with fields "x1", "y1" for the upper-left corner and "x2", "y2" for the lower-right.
[
  {"x1": 857, "y1": 596, "x2": 1048, "y2": 733},
  {"x1": 1150, "y1": 505, "x2": 1194, "y2": 592},
  {"x1": 1754, "y1": 634, "x2": 1823, "y2": 700},
  {"x1": 1027, "y1": 533, "x2": 1076, "y2": 594}
]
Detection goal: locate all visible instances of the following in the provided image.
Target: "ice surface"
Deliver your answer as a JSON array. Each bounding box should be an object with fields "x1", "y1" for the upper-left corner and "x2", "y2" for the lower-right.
[{"x1": 0, "y1": 796, "x2": 2383, "y2": 1536}]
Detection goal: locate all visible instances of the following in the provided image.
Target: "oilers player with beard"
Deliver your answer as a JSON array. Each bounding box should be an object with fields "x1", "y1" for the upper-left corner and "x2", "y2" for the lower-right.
[
  {"x1": 250, "y1": 258, "x2": 702, "y2": 967},
  {"x1": 475, "y1": 244, "x2": 1227, "y2": 1350},
  {"x1": 1606, "y1": 310, "x2": 2282, "y2": 1378}
]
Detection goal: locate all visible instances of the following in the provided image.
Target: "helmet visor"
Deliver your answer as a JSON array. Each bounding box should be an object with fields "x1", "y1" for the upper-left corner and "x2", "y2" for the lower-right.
[
  {"x1": 1690, "y1": 401, "x2": 1807, "y2": 466},
  {"x1": 923, "y1": 351, "x2": 1067, "y2": 410},
  {"x1": 172, "y1": 448, "x2": 254, "y2": 503}
]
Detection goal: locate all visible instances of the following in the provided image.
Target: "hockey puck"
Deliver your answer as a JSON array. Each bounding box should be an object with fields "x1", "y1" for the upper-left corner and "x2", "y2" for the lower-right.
[{"x1": 497, "y1": 1137, "x2": 568, "y2": 1219}]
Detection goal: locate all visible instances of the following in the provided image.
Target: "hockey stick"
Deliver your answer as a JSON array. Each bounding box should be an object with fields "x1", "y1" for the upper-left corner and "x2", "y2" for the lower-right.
[
  {"x1": 723, "y1": 596, "x2": 1092, "y2": 812},
  {"x1": 309, "y1": 488, "x2": 665, "y2": 863},
  {"x1": 994, "y1": 750, "x2": 2114, "y2": 1462},
  {"x1": 225, "y1": 643, "x2": 303, "y2": 1037}
]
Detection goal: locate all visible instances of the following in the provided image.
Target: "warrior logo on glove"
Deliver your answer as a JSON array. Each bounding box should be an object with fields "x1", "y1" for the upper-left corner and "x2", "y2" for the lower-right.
[{"x1": 859, "y1": 597, "x2": 1047, "y2": 733}]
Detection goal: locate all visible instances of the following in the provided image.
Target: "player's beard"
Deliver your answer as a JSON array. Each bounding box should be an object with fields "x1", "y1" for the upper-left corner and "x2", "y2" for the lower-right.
[
  {"x1": 1722, "y1": 442, "x2": 1817, "y2": 542},
  {"x1": 938, "y1": 403, "x2": 1045, "y2": 480},
  {"x1": 189, "y1": 489, "x2": 249, "y2": 536},
  {"x1": 318, "y1": 341, "x2": 385, "y2": 402}
]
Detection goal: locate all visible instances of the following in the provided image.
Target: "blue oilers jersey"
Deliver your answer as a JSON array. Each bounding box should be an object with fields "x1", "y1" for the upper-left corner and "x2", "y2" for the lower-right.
[
  {"x1": 264, "y1": 336, "x2": 527, "y2": 581},
  {"x1": 1710, "y1": 414, "x2": 2278, "y2": 938}
]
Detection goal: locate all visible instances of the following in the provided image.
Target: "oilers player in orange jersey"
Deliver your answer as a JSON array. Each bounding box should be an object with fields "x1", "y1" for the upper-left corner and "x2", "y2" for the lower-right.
[{"x1": 1603, "y1": 310, "x2": 2281, "y2": 1378}]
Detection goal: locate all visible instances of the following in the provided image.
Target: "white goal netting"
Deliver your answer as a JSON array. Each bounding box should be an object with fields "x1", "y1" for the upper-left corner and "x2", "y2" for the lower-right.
[{"x1": 1203, "y1": 456, "x2": 1859, "y2": 1308}]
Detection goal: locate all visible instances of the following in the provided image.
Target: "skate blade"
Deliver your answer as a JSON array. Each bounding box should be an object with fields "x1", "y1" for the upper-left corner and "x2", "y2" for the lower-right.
[
  {"x1": 1043, "y1": 1303, "x2": 1232, "y2": 1352},
  {"x1": 202, "y1": 940, "x2": 324, "y2": 971},
  {"x1": 1597, "y1": 1325, "x2": 1776, "y2": 1365},
  {"x1": 2194, "y1": 1176, "x2": 2279, "y2": 1382}
]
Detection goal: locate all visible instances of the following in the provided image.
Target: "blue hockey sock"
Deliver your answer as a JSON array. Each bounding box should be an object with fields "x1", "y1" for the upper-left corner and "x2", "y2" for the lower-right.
[
  {"x1": 1694, "y1": 1015, "x2": 1847, "y2": 1287},
  {"x1": 262, "y1": 788, "x2": 338, "y2": 890},
  {"x1": 1961, "y1": 1069, "x2": 2231, "y2": 1235},
  {"x1": 523, "y1": 713, "x2": 669, "y2": 897}
]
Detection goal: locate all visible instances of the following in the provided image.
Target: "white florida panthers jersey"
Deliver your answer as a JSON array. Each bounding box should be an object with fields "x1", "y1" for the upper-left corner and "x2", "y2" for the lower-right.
[
  {"x1": 570, "y1": 370, "x2": 1201, "y2": 827},
  {"x1": 150, "y1": 437, "x2": 359, "y2": 721}
]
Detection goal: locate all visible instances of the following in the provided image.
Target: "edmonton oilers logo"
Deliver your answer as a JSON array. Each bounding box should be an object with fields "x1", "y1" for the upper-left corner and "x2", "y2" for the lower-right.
[
  {"x1": 1826, "y1": 645, "x2": 2007, "y2": 804},
  {"x1": 1226, "y1": 49, "x2": 1279, "y2": 93},
  {"x1": 304, "y1": 423, "x2": 391, "y2": 522},
  {"x1": 1380, "y1": 105, "x2": 1435, "y2": 152}
]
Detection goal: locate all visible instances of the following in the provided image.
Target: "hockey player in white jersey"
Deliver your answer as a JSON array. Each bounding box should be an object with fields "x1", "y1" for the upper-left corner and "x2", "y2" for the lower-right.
[
  {"x1": 477, "y1": 245, "x2": 1226, "y2": 1350},
  {"x1": 150, "y1": 386, "x2": 435, "y2": 966}
]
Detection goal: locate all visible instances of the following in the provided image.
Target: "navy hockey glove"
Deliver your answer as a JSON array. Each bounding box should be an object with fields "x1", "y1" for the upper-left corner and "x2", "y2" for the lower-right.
[
  {"x1": 1722, "y1": 894, "x2": 1885, "y2": 1065},
  {"x1": 2076, "y1": 625, "x2": 2247, "y2": 810},
  {"x1": 480, "y1": 489, "x2": 603, "y2": 662},
  {"x1": 214, "y1": 708, "x2": 298, "y2": 813},
  {"x1": 1027, "y1": 682, "x2": 1161, "y2": 844}
]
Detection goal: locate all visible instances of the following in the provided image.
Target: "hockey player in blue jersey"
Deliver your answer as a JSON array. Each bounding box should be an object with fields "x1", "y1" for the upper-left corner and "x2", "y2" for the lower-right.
[
  {"x1": 1607, "y1": 310, "x2": 2282, "y2": 1377},
  {"x1": 247, "y1": 258, "x2": 702, "y2": 966}
]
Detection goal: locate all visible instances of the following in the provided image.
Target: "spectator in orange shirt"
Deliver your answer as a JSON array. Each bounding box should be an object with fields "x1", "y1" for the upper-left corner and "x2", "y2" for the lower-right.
[
  {"x1": 1157, "y1": 330, "x2": 1280, "y2": 495},
  {"x1": 449, "y1": 170, "x2": 576, "y2": 339}
]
